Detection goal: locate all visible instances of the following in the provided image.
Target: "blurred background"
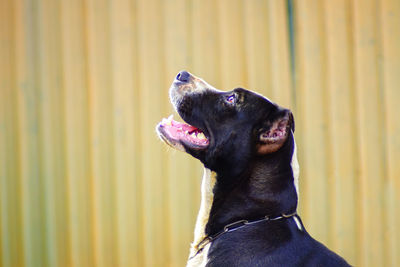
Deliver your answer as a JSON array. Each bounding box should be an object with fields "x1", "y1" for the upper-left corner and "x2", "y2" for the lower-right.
[{"x1": 0, "y1": 0, "x2": 399, "y2": 266}]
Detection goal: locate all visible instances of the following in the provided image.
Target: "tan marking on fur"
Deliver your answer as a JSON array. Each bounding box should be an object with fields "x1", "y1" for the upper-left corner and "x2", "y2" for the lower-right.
[
  {"x1": 187, "y1": 168, "x2": 216, "y2": 266},
  {"x1": 293, "y1": 216, "x2": 303, "y2": 231},
  {"x1": 291, "y1": 133, "x2": 300, "y2": 196},
  {"x1": 186, "y1": 242, "x2": 211, "y2": 267},
  {"x1": 192, "y1": 76, "x2": 222, "y2": 93},
  {"x1": 170, "y1": 72, "x2": 222, "y2": 114}
]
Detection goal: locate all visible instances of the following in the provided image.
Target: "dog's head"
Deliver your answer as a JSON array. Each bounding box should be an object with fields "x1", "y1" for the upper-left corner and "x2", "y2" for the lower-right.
[{"x1": 157, "y1": 71, "x2": 295, "y2": 177}]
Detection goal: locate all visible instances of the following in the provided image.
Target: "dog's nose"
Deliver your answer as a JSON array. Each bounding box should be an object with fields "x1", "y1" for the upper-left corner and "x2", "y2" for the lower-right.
[{"x1": 176, "y1": 71, "x2": 191, "y2": 83}]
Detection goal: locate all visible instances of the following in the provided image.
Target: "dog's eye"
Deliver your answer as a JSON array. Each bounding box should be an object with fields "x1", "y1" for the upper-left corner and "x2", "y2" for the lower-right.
[{"x1": 226, "y1": 94, "x2": 236, "y2": 104}]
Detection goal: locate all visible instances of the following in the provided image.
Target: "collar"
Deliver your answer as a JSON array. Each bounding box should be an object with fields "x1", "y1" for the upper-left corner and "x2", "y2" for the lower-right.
[{"x1": 189, "y1": 211, "x2": 300, "y2": 260}]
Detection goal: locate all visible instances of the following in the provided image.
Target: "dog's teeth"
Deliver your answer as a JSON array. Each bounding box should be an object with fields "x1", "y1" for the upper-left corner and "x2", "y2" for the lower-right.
[
  {"x1": 191, "y1": 132, "x2": 197, "y2": 138},
  {"x1": 185, "y1": 130, "x2": 189, "y2": 135},
  {"x1": 162, "y1": 118, "x2": 170, "y2": 126},
  {"x1": 163, "y1": 115, "x2": 173, "y2": 126},
  {"x1": 197, "y1": 132, "x2": 206, "y2": 140}
]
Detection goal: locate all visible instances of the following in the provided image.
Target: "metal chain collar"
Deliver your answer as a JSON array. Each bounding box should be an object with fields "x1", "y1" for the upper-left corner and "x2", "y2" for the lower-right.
[{"x1": 189, "y1": 211, "x2": 298, "y2": 260}]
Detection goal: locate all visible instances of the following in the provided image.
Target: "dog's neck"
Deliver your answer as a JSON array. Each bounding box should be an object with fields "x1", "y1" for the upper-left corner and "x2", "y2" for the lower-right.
[
  {"x1": 189, "y1": 135, "x2": 299, "y2": 263},
  {"x1": 202, "y1": 135, "x2": 298, "y2": 237}
]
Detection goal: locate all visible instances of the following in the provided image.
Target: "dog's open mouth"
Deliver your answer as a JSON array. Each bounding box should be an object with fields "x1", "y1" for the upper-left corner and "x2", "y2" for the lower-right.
[{"x1": 157, "y1": 115, "x2": 209, "y2": 151}]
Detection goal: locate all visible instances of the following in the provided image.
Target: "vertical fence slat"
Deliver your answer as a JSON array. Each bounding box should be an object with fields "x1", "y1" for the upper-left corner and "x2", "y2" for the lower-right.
[
  {"x1": 217, "y1": 0, "x2": 247, "y2": 89},
  {"x1": 109, "y1": 0, "x2": 140, "y2": 266},
  {"x1": 0, "y1": 83, "x2": 4, "y2": 267},
  {"x1": 268, "y1": 0, "x2": 293, "y2": 109},
  {"x1": 0, "y1": 60, "x2": 4, "y2": 267},
  {"x1": 14, "y1": 0, "x2": 48, "y2": 266},
  {"x1": 294, "y1": 0, "x2": 330, "y2": 244},
  {"x1": 352, "y1": 0, "x2": 385, "y2": 265},
  {"x1": 324, "y1": 0, "x2": 357, "y2": 264},
  {"x1": 86, "y1": 0, "x2": 118, "y2": 265},
  {"x1": 0, "y1": 3, "x2": 9, "y2": 264},
  {"x1": 61, "y1": 0, "x2": 95, "y2": 266},
  {"x1": 0, "y1": 25, "x2": 8, "y2": 262},
  {"x1": 192, "y1": 0, "x2": 221, "y2": 87},
  {"x1": 243, "y1": 0, "x2": 271, "y2": 96},
  {"x1": 0, "y1": 1, "x2": 23, "y2": 266},
  {"x1": 38, "y1": 0, "x2": 71, "y2": 265},
  {"x1": 380, "y1": 0, "x2": 400, "y2": 266},
  {"x1": 136, "y1": 0, "x2": 168, "y2": 265}
]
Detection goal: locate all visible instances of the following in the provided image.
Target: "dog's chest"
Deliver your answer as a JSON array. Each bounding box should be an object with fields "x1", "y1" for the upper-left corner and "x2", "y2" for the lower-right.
[
  {"x1": 187, "y1": 242, "x2": 211, "y2": 267},
  {"x1": 187, "y1": 168, "x2": 216, "y2": 266}
]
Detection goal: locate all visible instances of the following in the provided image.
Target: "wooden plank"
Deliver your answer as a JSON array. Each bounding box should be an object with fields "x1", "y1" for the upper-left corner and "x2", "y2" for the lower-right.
[
  {"x1": 85, "y1": 0, "x2": 118, "y2": 265},
  {"x1": 163, "y1": 0, "x2": 197, "y2": 265},
  {"x1": 37, "y1": 0, "x2": 71, "y2": 265},
  {"x1": 0, "y1": 1, "x2": 24, "y2": 266},
  {"x1": 192, "y1": 0, "x2": 221, "y2": 87},
  {"x1": 136, "y1": 0, "x2": 168, "y2": 265},
  {"x1": 0, "y1": 128, "x2": 4, "y2": 267},
  {"x1": 243, "y1": 0, "x2": 271, "y2": 96},
  {"x1": 0, "y1": 40, "x2": 8, "y2": 265},
  {"x1": 60, "y1": 0, "x2": 95, "y2": 266},
  {"x1": 0, "y1": 80, "x2": 4, "y2": 267},
  {"x1": 324, "y1": 0, "x2": 357, "y2": 264},
  {"x1": 352, "y1": 0, "x2": 385, "y2": 265},
  {"x1": 268, "y1": 0, "x2": 293, "y2": 109},
  {"x1": 294, "y1": 0, "x2": 330, "y2": 244},
  {"x1": 109, "y1": 0, "x2": 141, "y2": 266},
  {"x1": 0, "y1": 1, "x2": 10, "y2": 265},
  {"x1": 380, "y1": 0, "x2": 400, "y2": 266},
  {"x1": 217, "y1": 0, "x2": 247, "y2": 89},
  {"x1": 14, "y1": 0, "x2": 48, "y2": 266}
]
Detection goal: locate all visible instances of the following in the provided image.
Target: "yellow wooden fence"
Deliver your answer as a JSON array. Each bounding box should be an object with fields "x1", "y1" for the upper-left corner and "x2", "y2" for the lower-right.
[{"x1": 0, "y1": 0, "x2": 399, "y2": 266}]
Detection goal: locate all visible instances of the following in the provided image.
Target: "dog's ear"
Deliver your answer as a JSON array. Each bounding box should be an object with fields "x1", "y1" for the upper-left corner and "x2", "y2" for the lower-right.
[{"x1": 256, "y1": 112, "x2": 292, "y2": 155}]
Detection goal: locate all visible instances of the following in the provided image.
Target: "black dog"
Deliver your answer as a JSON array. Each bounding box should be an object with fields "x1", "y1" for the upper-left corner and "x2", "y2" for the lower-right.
[{"x1": 157, "y1": 71, "x2": 350, "y2": 267}]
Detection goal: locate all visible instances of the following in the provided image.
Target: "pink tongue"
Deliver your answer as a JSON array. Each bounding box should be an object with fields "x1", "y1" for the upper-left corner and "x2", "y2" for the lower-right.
[
  {"x1": 162, "y1": 119, "x2": 209, "y2": 146},
  {"x1": 171, "y1": 120, "x2": 198, "y2": 132}
]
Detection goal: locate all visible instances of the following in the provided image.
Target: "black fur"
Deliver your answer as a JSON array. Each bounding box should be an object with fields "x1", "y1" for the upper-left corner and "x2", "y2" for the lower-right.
[{"x1": 167, "y1": 72, "x2": 351, "y2": 266}]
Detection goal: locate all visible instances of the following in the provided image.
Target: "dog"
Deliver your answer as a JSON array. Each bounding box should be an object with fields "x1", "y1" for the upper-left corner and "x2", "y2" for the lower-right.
[{"x1": 157, "y1": 71, "x2": 351, "y2": 267}]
